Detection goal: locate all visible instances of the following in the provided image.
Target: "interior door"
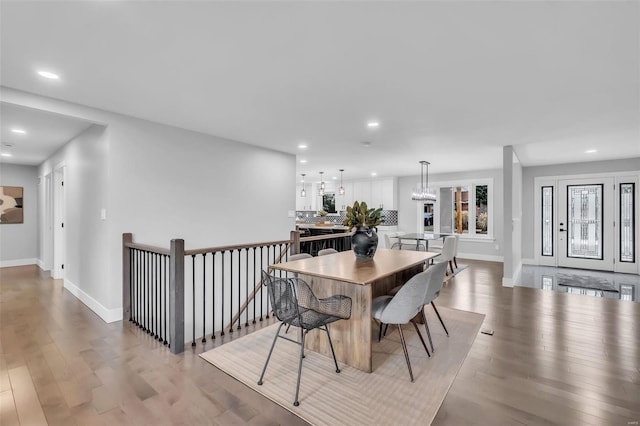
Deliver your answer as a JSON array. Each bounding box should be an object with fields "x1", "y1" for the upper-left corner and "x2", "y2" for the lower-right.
[{"x1": 558, "y1": 178, "x2": 614, "y2": 271}]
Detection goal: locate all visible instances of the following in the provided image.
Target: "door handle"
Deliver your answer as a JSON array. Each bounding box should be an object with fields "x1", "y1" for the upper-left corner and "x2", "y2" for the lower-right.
[{"x1": 559, "y1": 229, "x2": 566, "y2": 232}]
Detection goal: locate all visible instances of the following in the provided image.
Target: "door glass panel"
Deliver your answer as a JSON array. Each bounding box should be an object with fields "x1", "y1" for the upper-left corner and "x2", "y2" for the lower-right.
[
  {"x1": 620, "y1": 183, "x2": 635, "y2": 262},
  {"x1": 567, "y1": 184, "x2": 603, "y2": 259},
  {"x1": 475, "y1": 185, "x2": 488, "y2": 235},
  {"x1": 439, "y1": 187, "x2": 453, "y2": 233},
  {"x1": 541, "y1": 186, "x2": 553, "y2": 256}
]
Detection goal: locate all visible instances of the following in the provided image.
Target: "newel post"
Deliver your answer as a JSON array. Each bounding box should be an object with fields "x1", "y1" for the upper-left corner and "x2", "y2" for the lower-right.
[
  {"x1": 290, "y1": 229, "x2": 301, "y2": 255},
  {"x1": 122, "y1": 233, "x2": 132, "y2": 321},
  {"x1": 169, "y1": 239, "x2": 185, "y2": 354}
]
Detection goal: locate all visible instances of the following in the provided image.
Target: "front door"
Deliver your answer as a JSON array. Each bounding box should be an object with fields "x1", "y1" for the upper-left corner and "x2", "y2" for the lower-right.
[{"x1": 558, "y1": 178, "x2": 614, "y2": 271}]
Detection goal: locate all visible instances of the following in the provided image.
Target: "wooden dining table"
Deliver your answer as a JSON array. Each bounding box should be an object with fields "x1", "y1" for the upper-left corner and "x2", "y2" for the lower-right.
[{"x1": 270, "y1": 248, "x2": 440, "y2": 372}]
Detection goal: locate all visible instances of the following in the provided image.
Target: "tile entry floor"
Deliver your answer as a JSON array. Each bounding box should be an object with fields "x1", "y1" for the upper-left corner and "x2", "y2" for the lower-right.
[{"x1": 517, "y1": 265, "x2": 640, "y2": 302}]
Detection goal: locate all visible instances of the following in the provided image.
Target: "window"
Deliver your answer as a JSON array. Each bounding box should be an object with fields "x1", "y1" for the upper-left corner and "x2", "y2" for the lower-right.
[
  {"x1": 431, "y1": 180, "x2": 493, "y2": 238},
  {"x1": 541, "y1": 186, "x2": 553, "y2": 256},
  {"x1": 620, "y1": 183, "x2": 635, "y2": 263}
]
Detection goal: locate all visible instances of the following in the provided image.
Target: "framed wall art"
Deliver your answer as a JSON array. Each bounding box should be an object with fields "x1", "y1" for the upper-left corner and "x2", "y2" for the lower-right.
[{"x1": 0, "y1": 186, "x2": 24, "y2": 224}]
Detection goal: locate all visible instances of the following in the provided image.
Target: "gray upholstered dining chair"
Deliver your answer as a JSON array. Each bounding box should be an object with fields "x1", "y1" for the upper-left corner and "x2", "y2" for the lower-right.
[
  {"x1": 317, "y1": 248, "x2": 338, "y2": 256},
  {"x1": 383, "y1": 233, "x2": 402, "y2": 250},
  {"x1": 433, "y1": 235, "x2": 456, "y2": 275},
  {"x1": 416, "y1": 261, "x2": 449, "y2": 353},
  {"x1": 371, "y1": 269, "x2": 432, "y2": 382},
  {"x1": 288, "y1": 253, "x2": 312, "y2": 262},
  {"x1": 258, "y1": 271, "x2": 352, "y2": 406}
]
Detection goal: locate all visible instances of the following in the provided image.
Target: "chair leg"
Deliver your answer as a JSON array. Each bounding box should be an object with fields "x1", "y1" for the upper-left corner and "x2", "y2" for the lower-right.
[
  {"x1": 449, "y1": 260, "x2": 455, "y2": 274},
  {"x1": 431, "y1": 302, "x2": 449, "y2": 336},
  {"x1": 420, "y1": 309, "x2": 434, "y2": 353},
  {"x1": 397, "y1": 325, "x2": 414, "y2": 382},
  {"x1": 258, "y1": 322, "x2": 285, "y2": 386},
  {"x1": 453, "y1": 256, "x2": 458, "y2": 269},
  {"x1": 323, "y1": 325, "x2": 341, "y2": 373},
  {"x1": 378, "y1": 322, "x2": 384, "y2": 342},
  {"x1": 411, "y1": 319, "x2": 431, "y2": 357},
  {"x1": 383, "y1": 323, "x2": 389, "y2": 338},
  {"x1": 293, "y1": 330, "x2": 307, "y2": 407}
]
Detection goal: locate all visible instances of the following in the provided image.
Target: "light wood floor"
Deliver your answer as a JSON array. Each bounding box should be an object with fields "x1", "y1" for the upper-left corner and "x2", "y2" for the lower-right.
[{"x1": 1, "y1": 261, "x2": 639, "y2": 425}]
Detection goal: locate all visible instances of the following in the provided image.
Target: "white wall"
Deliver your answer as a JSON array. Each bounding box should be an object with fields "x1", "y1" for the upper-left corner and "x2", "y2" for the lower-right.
[
  {"x1": 5, "y1": 87, "x2": 295, "y2": 323},
  {"x1": 521, "y1": 157, "x2": 640, "y2": 260},
  {"x1": 397, "y1": 168, "x2": 503, "y2": 261},
  {"x1": 0, "y1": 163, "x2": 39, "y2": 266}
]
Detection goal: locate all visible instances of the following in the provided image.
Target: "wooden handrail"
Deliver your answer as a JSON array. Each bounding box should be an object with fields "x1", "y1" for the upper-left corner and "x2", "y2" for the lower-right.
[
  {"x1": 124, "y1": 241, "x2": 170, "y2": 255},
  {"x1": 299, "y1": 231, "x2": 352, "y2": 243},
  {"x1": 184, "y1": 239, "x2": 292, "y2": 256}
]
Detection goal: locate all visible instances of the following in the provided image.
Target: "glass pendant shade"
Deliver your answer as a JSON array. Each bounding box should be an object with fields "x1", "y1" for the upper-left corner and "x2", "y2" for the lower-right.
[
  {"x1": 412, "y1": 161, "x2": 437, "y2": 201},
  {"x1": 338, "y1": 169, "x2": 345, "y2": 195},
  {"x1": 319, "y1": 172, "x2": 325, "y2": 195},
  {"x1": 300, "y1": 174, "x2": 306, "y2": 197}
]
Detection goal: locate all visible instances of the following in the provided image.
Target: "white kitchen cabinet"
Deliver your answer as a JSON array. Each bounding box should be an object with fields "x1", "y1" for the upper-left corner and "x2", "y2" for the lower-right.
[
  {"x1": 371, "y1": 177, "x2": 396, "y2": 210},
  {"x1": 352, "y1": 180, "x2": 372, "y2": 206}
]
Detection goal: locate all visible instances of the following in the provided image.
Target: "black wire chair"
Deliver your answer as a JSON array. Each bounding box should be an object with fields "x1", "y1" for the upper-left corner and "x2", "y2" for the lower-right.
[{"x1": 258, "y1": 271, "x2": 352, "y2": 406}]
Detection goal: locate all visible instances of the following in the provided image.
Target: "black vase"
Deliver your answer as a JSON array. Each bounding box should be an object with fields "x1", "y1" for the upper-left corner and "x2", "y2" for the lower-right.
[{"x1": 352, "y1": 226, "x2": 378, "y2": 259}]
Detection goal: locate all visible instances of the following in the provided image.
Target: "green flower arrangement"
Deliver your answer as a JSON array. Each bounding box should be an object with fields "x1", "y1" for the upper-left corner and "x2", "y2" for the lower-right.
[{"x1": 342, "y1": 201, "x2": 382, "y2": 231}]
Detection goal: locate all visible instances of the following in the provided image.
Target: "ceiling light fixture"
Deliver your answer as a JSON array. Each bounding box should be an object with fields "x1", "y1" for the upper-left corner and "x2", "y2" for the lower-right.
[
  {"x1": 585, "y1": 149, "x2": 597, "y2": 154},
  {"x1": 1, "y1": 153, "x2": 12, "y2": 157},
  {"x1": 11, "y1": 129, "x2": 26, "y2": 134},
  {"x1": 300, "y1": 159, "x2": 307, "y2": 164},
  {"x1": 37, "y1": 70, "x2": 60, "y2": 79},
  {"x1": 319, "y1": 171, "x2": 325, "y2": 195},
  {"x1": 367, "y1": 121, "x2": 380, "y2": 128},
  {"x1": 338, "y1": 169, "x2": 345, "y2": 195},
  {"x1": 300, "y1": 174, "x2": 306, "y2": 197},
  {"x1": 371, "y1": 172, "x2": 377, "y2": 177},
  {"x1": 298, "y1": 143, "x2": 307, "y2": 149},
  {"x1": 412, "y1": 161, "x2": 437, "y2": 201}
]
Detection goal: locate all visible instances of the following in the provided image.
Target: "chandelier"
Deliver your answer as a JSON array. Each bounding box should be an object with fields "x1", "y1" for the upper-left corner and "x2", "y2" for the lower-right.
[{"x1": 411, "y1": 161, "x2": 436, "y2": 201}]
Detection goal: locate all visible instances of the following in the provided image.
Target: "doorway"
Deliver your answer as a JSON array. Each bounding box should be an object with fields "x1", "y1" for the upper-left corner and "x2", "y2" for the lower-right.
[{"x1": 535, "y1": 173, "x2": 638, "y2": 274}]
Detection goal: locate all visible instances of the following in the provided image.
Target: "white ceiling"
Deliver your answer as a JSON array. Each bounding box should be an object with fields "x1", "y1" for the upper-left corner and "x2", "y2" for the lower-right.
[{"x1": 1, "y1": 1, "x2": 638, "y2": 177}]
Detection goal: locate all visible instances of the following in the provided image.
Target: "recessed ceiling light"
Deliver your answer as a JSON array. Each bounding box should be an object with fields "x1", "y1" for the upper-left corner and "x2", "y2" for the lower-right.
[
  {"x1": 371, "y1": 172, "x2": 377, "y2": 176},
  {"x1": 37, "y1": 70, "x2": 60, "y2": 79},
  {"x1": 1, "y1": 153, "x2": 12, "y2": 157},
  {"x1": 298, "y1": 143, "x2": 307, "y2": 149},
  {"x1": 11, "y1": 128, "x2": 26, "y2": 134},
  {"x1": 361, "y1": 141, "x2": 372, "y2": 147},
  {"x1": 299, "y1": 159, "x2": 307, "y2": 164},
  {"x1": 332, "y1": 176, "x2": 337, "y2": 180},
  {"x1": 585, "y1": 149, "x2": 597, "y2": 154},
  {"x1": 367, "y1": 121, "x2": 379, "y2": 128}
]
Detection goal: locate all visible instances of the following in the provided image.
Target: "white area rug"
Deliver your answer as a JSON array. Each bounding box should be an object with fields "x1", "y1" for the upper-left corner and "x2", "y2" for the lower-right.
[{"x1": 200, "y1": 306, "x2": 484, "y2": 426}]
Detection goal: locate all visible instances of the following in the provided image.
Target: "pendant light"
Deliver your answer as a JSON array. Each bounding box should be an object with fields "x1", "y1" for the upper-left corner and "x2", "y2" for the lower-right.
[
  {"x1": 300, "y1": 174, "x2": 306, "y2": 197},
  {"x1": 338, "y1": 169, "x2": 345, "y2": 195},
  {"x1": 319, "y1": 171, "x2": 325, "y2": 195},
  {"x1": 411, "y1": 161, "x2": 437, "y2": 201}
]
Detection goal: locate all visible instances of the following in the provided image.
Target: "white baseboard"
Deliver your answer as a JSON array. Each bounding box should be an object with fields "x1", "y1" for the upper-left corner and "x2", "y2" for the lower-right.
[
  {"x1": 0, "y1": 258, "x2": 38, "y2": 268},
  {"x1": 64, "y1": 279, "x2": 123, "y2": 323},
  {"x1": 522, "y1": 258, "x2": 536, "y2": 265},
  {"x1": 458, "y1": 252, "x2": 503, "y2": 263},
  {"x1": 37, "y1": 259, "x2": 51, "y2": 271}
]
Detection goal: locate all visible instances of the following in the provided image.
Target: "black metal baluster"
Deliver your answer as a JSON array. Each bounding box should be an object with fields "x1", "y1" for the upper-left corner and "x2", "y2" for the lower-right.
[
  {"x1": 163, "y1": 254, "x2": 168, "y2": 345},
  {"x1": 202, "y1": 253, "x2": 207, "y2": 343},
  {"x1": 147, "y1": 251, "x2": 152, "y2": 334},
  {"x1": 244, "y1": 248, "x2": 249, "y2": 327},
  {"x1": 129, "y1": 249, "x2": 133, "y2": 322},
  {"x1": 133, "y1": 249, "x2": 137, "y2": 325},
  {"x1": 252, "y1": 247, "x2": 256, "y2": 324},
  {"x1": 155, "y1": 253, "x2": 159, "y2": 339},
  {"x1": 220, "y1": 251, "x2": 225, "y2": 336},
  {"x1": 191, "y1": 254, "x2": 196, "y2": 347},
  {"x1": 238, "y1": 249, "x2": 242, "y2": 330},
  {"x1": 211, "y1": 252, "x2": 216, "y2": 339},
  {"x1": 144, "y1": 251, "x2": 148, "y2": 332},
  {"x1": 259, "y1": 246, "x2": 264, "y2": 321},
  {"x1": 229, "y1": 250, "x2": 233, "y2": 333},
  {"x1": 137, "y1": 249, "x2": 141, "y2": 327}
]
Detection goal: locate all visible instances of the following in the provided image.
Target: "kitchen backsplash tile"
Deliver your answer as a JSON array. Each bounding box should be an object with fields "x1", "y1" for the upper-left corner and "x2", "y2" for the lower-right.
[{"x1": 296, "y1": 210, "x2": 398, "y2": 226}]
